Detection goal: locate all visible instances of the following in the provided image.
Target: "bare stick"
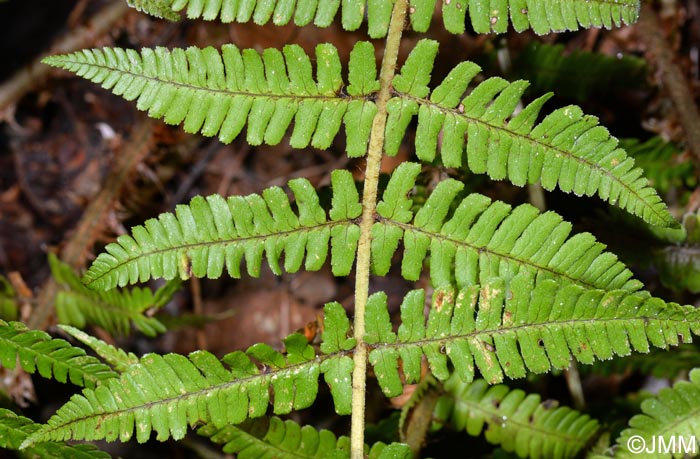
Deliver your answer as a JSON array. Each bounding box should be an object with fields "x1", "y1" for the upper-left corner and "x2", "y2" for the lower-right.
[
  {"x1": 0, "y1": 1, "x2": 129, "y2": 113},
  {"x1": 28, "y1": 119, "x2": 155, "y2": 330},
  {"x1": 638, "y1": 3, "x2": 700, "y2": 164}
]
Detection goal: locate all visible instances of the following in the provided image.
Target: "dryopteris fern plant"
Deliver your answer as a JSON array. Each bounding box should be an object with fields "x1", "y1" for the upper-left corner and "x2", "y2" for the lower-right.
[
  {"x1": 511, "y1": 42, "x2": 647, "y2": 102},
  {"x1": 11, "y1": 0, "x2": 700, "y2": 458},
  {"x1": 612, "y1": 368, "x2": 700, "y2": 458},
  {"x1": 0, "y1": 408, "x2": 111, "y2": 459},
  {"x1": 125, "y1": 0, "x2": 640, "y2": 35},
  {"x1": 433, "y1": 374, "x2": 599, "y2": 458},
  {"x1": 198, "y1": 416, "x2": 411, "y2": 459},
  {"x1": 42, "y1": 39, "x2": 674, "y2": 228},
  {"x1": 0, "y1": 320, "x2": 116, "y2": 388},
  {"x1": 49, "y1": 254, "x2": 178, "y2": 337}
]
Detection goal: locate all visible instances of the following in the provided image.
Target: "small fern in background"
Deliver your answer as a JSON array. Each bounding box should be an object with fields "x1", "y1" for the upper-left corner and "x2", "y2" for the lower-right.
[
  {"x1": 433, "y1": 375, "x2": 599, "y2": 459},
  {"x1": 652, "y1": 210, "x2": 700, "y2": 294},
  {"x1": 621, "y1": 137, "x2": 696, "y2": 195},
  {"x1": 4, "y1": 0, "x2": 700, "y2": 458},
  {"x1": 512, "y1": 43, "x2": 647, "y2": 102},
  {"x1": 0, "y1": 275, "x2": 18, "y2": 321},
  {"x1": 50, "y1": 254, "x2": 178, "y2": 336},
  {"x1": 613, "y1": 368, "x2": 700, "y2": 458}
]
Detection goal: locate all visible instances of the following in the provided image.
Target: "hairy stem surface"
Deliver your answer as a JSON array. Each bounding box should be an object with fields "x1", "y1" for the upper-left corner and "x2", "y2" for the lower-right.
[{"x1": 350, "y1": 1, "x2": 408, "y2": 457}]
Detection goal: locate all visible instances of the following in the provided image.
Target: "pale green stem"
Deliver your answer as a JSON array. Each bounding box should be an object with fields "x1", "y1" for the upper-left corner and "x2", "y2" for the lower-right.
[
  {"x1": 350, "y1": 1, "x2": 408, "y2": 457},
  {"x1": 565, "y1": 360, "x2": 586, "y2": 411},
  {"x1": 527, "y1": 183, "x2": 546, "y2": 212}
]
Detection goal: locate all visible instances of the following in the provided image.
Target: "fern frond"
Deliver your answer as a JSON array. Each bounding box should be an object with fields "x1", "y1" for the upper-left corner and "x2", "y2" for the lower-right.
[
  {"x1": 21, "y1": 314, "x2": 356, "y2": 446},
  {"x1": 22, "y1": 350, "x2": 317, "y2": 445},
  {"x1": 374, "y1": 162, "x2": 642, "y2": 292},
  {"x1": 0, "y1": 274, "x2": 18, "y2": 321},
  {"x1": 655, "y1": 245, "x2": 700, "y2": 294},
  {"x1": 197, "y1": 416, "x2": 352, "y2": 459},
  {"x1": 0, "y1": 408, "x2": 111, "y2": 459},
  {"x1": 363, "y1": 277, "x2": 700, "y2": 390},
  {"x1": 42, "y1": 42, "x2": 377, "y2": 157},
  {"x1": 613, "y1": 368, "x2": 700, "y2": 458},
  {"x1": 58, "y1": 325, "x2": 139, "y2": 373},
  {"x1": 42, "y1": 39, "x2": 670, "y2": 230},
  {"x1": 652, "y1": 210, "x2": 700, "y2": 293},
  {"x1": 0, "y1": 320, "x2": 116, "y2": 388},
  {"x1": 126, "y1": 0, "x2": 180, "y2": 20},
  {"x1": 412, "y1": 0, "x2": 639, "y2": 35},
  {"x1": 433, "y1": 375, "x2": 599, "y2": 459},
  {"x1": 387, "y1": 41, "x2": 674, "y2": 228},
  {"x1": 592, "y1": 345, "x2": 700, "y2": 379},
  {"x1": 126, "y1": 0, "x2": 639, "y2": 36},
  {"x1": 50, "y1": 254, "x2": 174, "y2": 336},
  {"x1": 621, "y1": 137, "x2": 695, "y2": 194},
  {"x1": 513, "y1": 43, "x2": 647, "y2": 101},
  {"x1": 82, "y1": 170, "x2": 361, "y2": 290},
  {"x1": 198, "y1": 417, "x2": 411, "y2": 459},
  {"x1": 370, "y1": 443, "x2": 413, "y2": 459}
]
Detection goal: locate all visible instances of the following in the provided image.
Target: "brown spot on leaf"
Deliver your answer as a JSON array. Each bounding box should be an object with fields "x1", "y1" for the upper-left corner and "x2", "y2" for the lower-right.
[
  {"x1": 481, "y1": 285, "x2": 501, "y2": 302},
  {"x1": 503, "y1": 310, "x2": 513, "y2": 325},
  {"x1": 434, "y1": 290, "x2": 445, "y2": 311}
]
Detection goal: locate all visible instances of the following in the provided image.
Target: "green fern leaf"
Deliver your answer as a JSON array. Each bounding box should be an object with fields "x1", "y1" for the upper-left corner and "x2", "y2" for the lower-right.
[
  {"x1": 0, "y1": 274, "x2": 18, "y2": 321},
  {"x1": 82, "y1": 170, "x2": 360, "y2": 290},
  {"x1": 42, "y1": 43, "x2": 376, "y2": 157},
  {"x1": 320, "y1": 302, "x2": 356, "y2": 414},
  {"x1": 622, "y1": 137, "x2": 695, "y2": 194},
  {"x1": 591, "y1": 345, "x2": 700, "y2": 380},
  {"x1": 414, "y1": 0, "x2": 639, "y2": 34},
  {"x1": 126, "y1": 0, "x2": 180, "y2": 20},
  {"x1": 198, "y1": 416, "x2": 352, "y2": 459},
  {"x1": 127, "y1": 0, "x2": 639, "y2": 36},
  {"x1": 0, "y1": 320, "x2": 116, "y2": 388},
  {"x1": 512, "y1": 43, "x2": 647, "y2": 102},
  {"x1": 364, "y1": 277, "x2": 700, "y2": 390},
  {"x1": 50, "y1": 254, "x2": 173, "y2": 336},
  {"x1": 21, "y1": 351, "x2": 312, "y2": 445},
  {"x1": 21, "y1": 324, "x2": 353, "y2": 446},
  {"x1": 370, "y1": 442, "x2": 412, "y2": 459},
  {"x1": 58, "y1": 325, "x2": 139, "y2": 373},
  {"x1": 374, "y1": 162, "x2": 643, "y2": 292},
  {"x1": 433, "y1": 375, "x2": 599, "y2": 459},
  {"x1": 613, "y1": 368, "x2": 700, "y2": 458},
  {"x1": 388, "y1": 41, "x2": 674, "y2": 228},
  {"x1": 198, "y1": 417, "x2": 411, "y2": 459},
  {"x1": 0, "y1": 408, "x2": 111, "y2": 459}
]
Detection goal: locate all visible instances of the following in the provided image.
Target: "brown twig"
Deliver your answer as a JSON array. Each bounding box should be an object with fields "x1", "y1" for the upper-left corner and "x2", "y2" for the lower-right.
[
  {"x1": 28, "y1": 119, "x2": 155, "y2": 330},
  {"x1": 401, "y1": 387, "x2": 440, "y2": 458},
  {"x1": 638, "y1": 2, "x2": 700, "y2": 164},
  {"x1": 0, "y1": 1, "x2": 129, "y2": 114}
]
